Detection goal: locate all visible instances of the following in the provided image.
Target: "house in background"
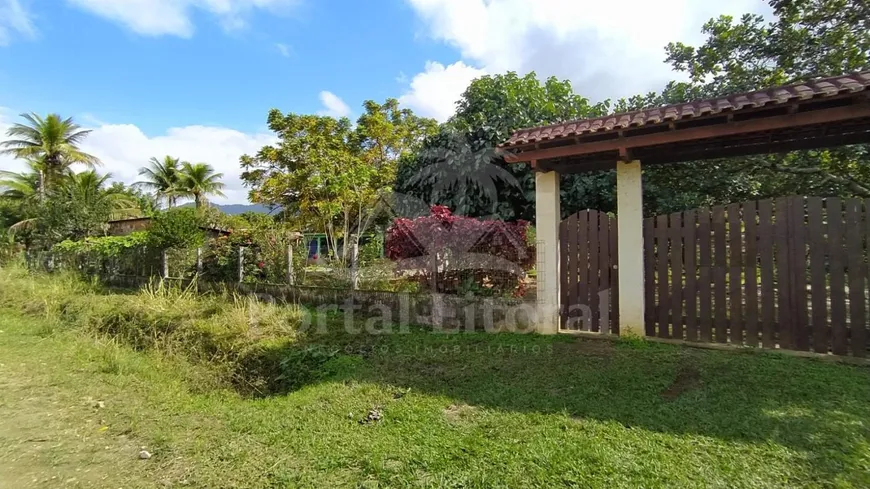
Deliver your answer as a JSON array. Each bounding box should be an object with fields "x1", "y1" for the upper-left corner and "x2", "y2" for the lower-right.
[{"x1": 107, "y1": 217, "x2": 231, "y2": 239}]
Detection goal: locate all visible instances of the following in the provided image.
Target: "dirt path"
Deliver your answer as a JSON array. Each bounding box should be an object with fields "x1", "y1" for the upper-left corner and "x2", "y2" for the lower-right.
[{"x1": 0, "y1": 318, "x2": 151, "y2": 489}]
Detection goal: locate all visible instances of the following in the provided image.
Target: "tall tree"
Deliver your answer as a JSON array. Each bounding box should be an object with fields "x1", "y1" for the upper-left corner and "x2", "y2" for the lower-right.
[
  {"x1": 663, "y1": 0, "x2": 870, "y2": 198},
  {"x1": 0, "y1": 113, "x2": 99, "y2": 200},
  {"x1": 354, "y1": 98, "x2": 438, "y2": 189},
  {"x1": 32, "y1": 170, "x2": 140, "y2": 244},
  {"x1": 178, "y1": 162, "x2": 226, "y2": 209},
  {"x1": 241, "y1": 101, "x2": 436, "y2": 263},
  {"x1": 136, "y1": 156, "x2": 183, "y2": 208},
  {"x1": 0, "y1": 161, "x2": 43, "y2": 203},
  {"x1": 397, "y1": 72, "x2": 610, "y2": 220}
]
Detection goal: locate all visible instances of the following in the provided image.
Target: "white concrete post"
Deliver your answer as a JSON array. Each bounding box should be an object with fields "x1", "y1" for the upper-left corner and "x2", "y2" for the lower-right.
[
  {"x1": 286, "y1": 243, "x2": 295, "y2": 285},
  {"x1": 616, "y1": 160, "x2": 645, "y2": 336},
  {"x1": 350, "y1": 235, "x2": 360, "y2": 290},
  {"x1": 161, "y1": 249, "x2": 169, "y2": 279},
  {"x1": 535, "y1": 170, "x2": 561, "y2": 335},
  {"x1": 238, "y1": 246, "x2": 245, "y2": 283}
]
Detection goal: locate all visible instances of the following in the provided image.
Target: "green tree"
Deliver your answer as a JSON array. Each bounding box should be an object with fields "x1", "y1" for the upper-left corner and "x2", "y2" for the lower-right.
[
  {"x1": 0, "y1": 113, "x2": 100, "y2": 200},
  {"x1": 30, "y1": 171, "x2": 140, "y2": 245},
  {"x1": 0, "y1": 162, "x2": 42, "y2": 204},
  {"x1": 354, "y1": 98, "x2": 438, "y2": 190},
  {"x1": 663, "y1": 0, "x2": 870, "y2": 198},
  {"x1": 179, "y1": 162, "x2": 226, "y2": 209},
  {"x1": 397, "y1": 72, "x2": 611, "y2": 220},
  {"x1": 241, "y1": 100, "x2": 436, "y2": 263},
  {"x1": 146, "y1": 207, "x2": 205, "y2": 251},
  {"x1": 137, "y1": 156, "x2": 183, "y2": 208}
]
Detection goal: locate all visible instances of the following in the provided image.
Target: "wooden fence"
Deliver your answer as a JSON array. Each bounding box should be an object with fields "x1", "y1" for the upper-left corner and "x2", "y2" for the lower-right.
[
  {"x1": 560, "y1": 210, "x2": 619, "y2": 334},
  {"x1": 645, "y1": 196, "x2": 869, "y2": 357}
]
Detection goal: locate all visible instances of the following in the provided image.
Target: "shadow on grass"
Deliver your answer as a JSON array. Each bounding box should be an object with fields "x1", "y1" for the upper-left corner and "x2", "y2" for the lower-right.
[{"x1": 240, "y1": 321, "x2": 870, "y2": 485}]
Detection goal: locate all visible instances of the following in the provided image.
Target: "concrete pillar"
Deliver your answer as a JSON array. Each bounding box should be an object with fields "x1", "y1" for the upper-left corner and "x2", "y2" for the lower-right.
[
  {"x1": 535, "y1": 170, "x2": 561, "y2": 335},
  {"x1": 616, "y1": 160, "x2": 645, "y2": 336}
]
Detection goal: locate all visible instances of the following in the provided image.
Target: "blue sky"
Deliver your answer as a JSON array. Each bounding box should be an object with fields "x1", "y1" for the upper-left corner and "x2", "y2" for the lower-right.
[
  {"x1": 0, "y1": 0, "x2": 770, "y2": 203},
  {"x1": 0, "y1": 0, "x2": 455, "y2": 133}
]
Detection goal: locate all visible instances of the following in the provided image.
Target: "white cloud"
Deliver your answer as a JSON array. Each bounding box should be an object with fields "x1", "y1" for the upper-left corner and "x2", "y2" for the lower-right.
[
  {"x1": 0, "y1": 0, "x2": 36, "y2": 46},
  {"x1": 67, "y1": 0, "x2": 301, "y2": 37},
  {"x1": 317, "y1": 91, "x2": 352, "y2": 118},
  {"x1": 402, "y1": 0, "x2": 772, "y2": 119},
  {"x1": 0, "y1": 108, "x2": 22, "y2": 171},
  {"x1": 275, "y1": 42, "x2": 291, "y2": 57},
  {"x1": 399, "y1": 61, "x2": 486, "y2": 121},
  {"x1": 0, "y1": 107, "x2": 275, "y2": 204}
]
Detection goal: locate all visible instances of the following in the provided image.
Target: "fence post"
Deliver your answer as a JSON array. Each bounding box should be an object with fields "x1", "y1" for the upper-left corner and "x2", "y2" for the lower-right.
[
  {"x1": 286, "y1": 243, "x2": 295, "y2": 285},
  {"x1": 238, "y1": 246, "x2": 245, "y2": 283},
  {"x1": 350, "y1": 235, "x2": 360, "y2": 290},
  {"x1": 161, "y1": 249, "x2": 169, "y2": 279},
  {"x1": 196, "y1": 247, "x2": 203, "y2": 275}
]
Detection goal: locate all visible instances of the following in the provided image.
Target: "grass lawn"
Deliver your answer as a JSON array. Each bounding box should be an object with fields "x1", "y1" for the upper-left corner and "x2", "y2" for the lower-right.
[{"x1": 1, "y1": 303, "x2": 869, "y2": 488}]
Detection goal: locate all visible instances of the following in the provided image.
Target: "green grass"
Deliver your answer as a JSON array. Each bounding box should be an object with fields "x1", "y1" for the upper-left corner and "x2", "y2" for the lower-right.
[{"x1": 1, "y1": 269, "x2": 869, "y2": 488}]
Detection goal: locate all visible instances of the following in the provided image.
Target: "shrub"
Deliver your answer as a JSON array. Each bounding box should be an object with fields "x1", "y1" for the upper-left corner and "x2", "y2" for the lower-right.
[
  {"x1": 385, "y1": 206, "x2": 534, "y2": 296},
  {"x1": 147, "y1": 208, "x2": 206, "y2": 251},
  {"x1": 200, "y1": 227, "x2": 304, "y2": 284}
]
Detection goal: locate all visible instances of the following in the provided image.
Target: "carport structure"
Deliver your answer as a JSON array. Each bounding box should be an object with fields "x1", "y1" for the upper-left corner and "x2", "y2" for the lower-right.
[{"x1": 499, "y1": 71, "x2": 870, "y2": 336}]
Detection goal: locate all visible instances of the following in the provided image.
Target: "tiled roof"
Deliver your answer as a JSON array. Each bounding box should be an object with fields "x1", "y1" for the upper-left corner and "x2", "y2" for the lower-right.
[{"x1": 500, "y1": 71, "x2": 870, "y2": 149}]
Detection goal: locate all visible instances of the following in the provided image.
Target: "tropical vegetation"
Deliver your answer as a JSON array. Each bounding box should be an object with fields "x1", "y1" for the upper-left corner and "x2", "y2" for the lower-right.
[{"x1": 1, "y1": 0, "x2": 868, "y2": 275}]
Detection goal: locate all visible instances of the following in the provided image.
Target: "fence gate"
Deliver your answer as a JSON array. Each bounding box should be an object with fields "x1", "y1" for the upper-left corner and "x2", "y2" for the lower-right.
[
  {"x1": 559, "y1": 210, "x2": 619, "y2": 334},
  {"x1": 645, "y1": 196, "x2": 870, "y2": 357}
]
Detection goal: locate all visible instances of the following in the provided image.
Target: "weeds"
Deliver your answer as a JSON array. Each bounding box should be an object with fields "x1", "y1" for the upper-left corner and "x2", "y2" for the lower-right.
[{"x1": 0, "y1": 265, "x2": 308, "y2": 392}]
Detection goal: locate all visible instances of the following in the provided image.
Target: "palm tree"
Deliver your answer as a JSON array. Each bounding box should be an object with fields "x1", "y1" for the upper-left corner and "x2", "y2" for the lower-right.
[
  {"x1": 0, "y1": 163, "x2": 42, "y2": 203},
  {"x1": 179, "y1": 162, "x2": 225, "y2": 209},
  {"x1": 63, "y1": 170, "x2": 141, "y2": 221},
  {"x1": 136, "y1": 156, "x2": 183, "y2": 208},
  {"x1": 0, "y1": 113, "x2": 100, "y2": 199}
]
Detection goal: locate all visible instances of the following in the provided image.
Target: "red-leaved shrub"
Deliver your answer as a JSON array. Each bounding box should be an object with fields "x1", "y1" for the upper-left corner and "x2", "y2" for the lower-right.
[{"x1": 385, "y1": 206, "x2": 534, "y2": 296}]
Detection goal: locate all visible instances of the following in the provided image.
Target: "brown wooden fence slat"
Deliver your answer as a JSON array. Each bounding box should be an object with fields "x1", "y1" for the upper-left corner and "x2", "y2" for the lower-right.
[
  {"x1": 845, "y1": 199, "x2": 866, "y2": 357},
  {"x1": 775, "y1": 197, "x2": 793, "y2": 350},
  {"x1": 589, "y1": 212, "x2": 601, "y2": 332},
  {"x1": 644, "y1": 217, "x2": 655, "y2": 336},
  {"x1": 728, "y1": 203, "x2": 743, "y2": 345},
  {"x1": 577, "y1": 211, "x2": 590, "y2": 331},
  {"x1": 758, "y1": 199, "x2": 776, "y2": 348},
  {"x1": 828, "y1": 198, "x2": 848, "y2": 356},
  {"x1": 684, "y1": 210, "x2": 698, "y2": 342},
  {"x1": 611, "y1": 217, "x2": 619, "y2": 335},
  {"x1": 807, "y1": 197, "x2": 828, "y2": 354},
  {"x1": 566, "y1": 213, "x2": 579, "y2": 330},
  {"x1": 861, "y1": 199, "x2": 870, "y2": 357},
  {"x1": 698, "y1": 209, "x2": 713, "y2": 343},
  {"x1": 656, "y1": 214, "x2": 670, "y2": 338},
  {"x1": 790, "y1": 197, "x2": 810, "y2": 351},
  {"x1": 559, "y1": 218, "x2": 569, "y2": 328},
  {"x1": 743, "y1": 201, "x2": 759, "y2": 347},
  {"x1": 599, "y1": 214, "x2": 612, "y2": 334},
  {"x1": 712, "y1": 206, "x2": 728, "y2": 343},
  {"x1": 670, "y1": 212, "x2": 684, "y2": 340}
]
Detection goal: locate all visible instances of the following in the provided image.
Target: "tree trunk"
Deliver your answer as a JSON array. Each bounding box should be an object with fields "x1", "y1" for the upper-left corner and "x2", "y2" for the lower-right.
[{"x1": 38, "y1": 171, "x2": 46, "y2": 202}]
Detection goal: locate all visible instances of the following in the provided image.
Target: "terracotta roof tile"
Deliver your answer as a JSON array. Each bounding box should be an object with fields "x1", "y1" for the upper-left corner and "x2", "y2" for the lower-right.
[
  {"x1": 631, "y1": 112, "x2": 648, "y2": 125},
  {"x1": 500, "y1": 71, "x2": 870, "y2": 148}
]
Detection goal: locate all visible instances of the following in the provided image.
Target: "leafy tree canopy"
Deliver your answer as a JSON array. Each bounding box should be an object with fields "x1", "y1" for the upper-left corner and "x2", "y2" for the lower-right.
[
  {"x1": 397, "y1": 73, "x2": 613, "y2": 221},
  {"x1": 146, "y1": 207, "x2": 206, "y2": 251},
  {"x1": 398, "y1": 0, "x2": 870, "y2": 220},
  {"x1": 241, "y1": 99, "x2": 437, "y2": 263}
]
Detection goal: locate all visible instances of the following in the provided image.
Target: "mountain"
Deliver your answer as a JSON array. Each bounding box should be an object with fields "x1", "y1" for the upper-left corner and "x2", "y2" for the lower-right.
[{"x1": 181, "y1": 203, "x2": 274, "y2": 215}]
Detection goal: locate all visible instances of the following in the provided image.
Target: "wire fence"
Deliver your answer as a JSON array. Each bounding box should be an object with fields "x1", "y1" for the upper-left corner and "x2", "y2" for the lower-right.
[{"x1": 23, "y1": 237, "x2": 535, "y2": 299}]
